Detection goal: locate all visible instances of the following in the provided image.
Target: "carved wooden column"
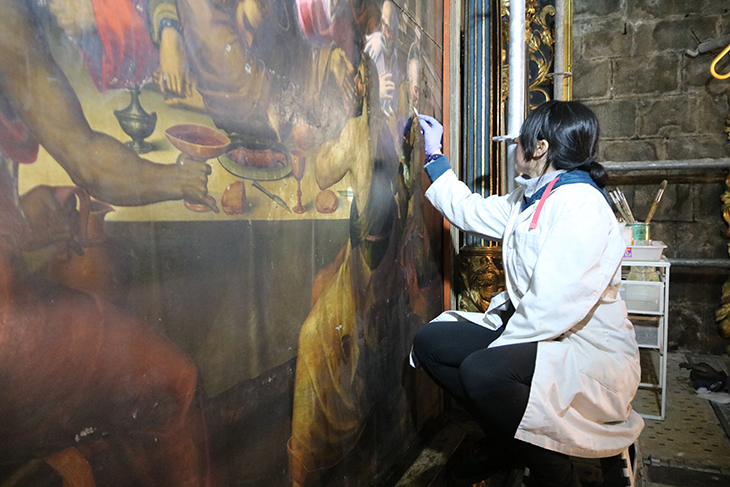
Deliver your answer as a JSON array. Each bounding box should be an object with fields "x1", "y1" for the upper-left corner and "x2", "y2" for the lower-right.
[
  {"x1": 715, "y1": 174, "x2": 730, "y2": 355},
  {"x1": 457, "y1": 1, "x2": 570, "y2": 311}
]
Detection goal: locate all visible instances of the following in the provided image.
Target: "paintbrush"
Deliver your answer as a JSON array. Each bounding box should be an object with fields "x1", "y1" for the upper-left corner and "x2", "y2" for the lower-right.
[
  {"x1": 609, "y1": 191, "x2": 631, "y2": 222},
  {"x1": 609, "y1": 190, "x2": 630, "y2": 223},
  {"x1": 644, "y1": 180, "x2": 668, "y2": 224},
  {"x1": 615, "y1": 189, "x2": 636, "y2": 223}
]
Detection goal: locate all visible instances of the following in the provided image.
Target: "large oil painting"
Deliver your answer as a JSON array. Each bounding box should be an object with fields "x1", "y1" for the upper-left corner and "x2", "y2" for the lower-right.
[{"x1": 0, "y1": 0, "x2": 444, "y2": 485}]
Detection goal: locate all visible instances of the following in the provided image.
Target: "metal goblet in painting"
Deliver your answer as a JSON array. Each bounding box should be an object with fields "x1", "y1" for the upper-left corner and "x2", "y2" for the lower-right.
[
  {"x1": 114, "y1": 85, "x2": 157, "y2": 154},
  {"x1": 165, "y1": 124, "x2": 231, "y2": 212},
  {"x1": 290, "y1": 149, "x2": 307, "y2": 214}
]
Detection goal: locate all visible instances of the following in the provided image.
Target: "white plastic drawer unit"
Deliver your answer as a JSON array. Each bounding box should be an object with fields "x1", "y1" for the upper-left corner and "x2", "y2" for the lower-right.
[
  {"x1": 619, "y1": 280, "x2": 665, "y2": 315},
  {"x1": 629, "y1": 315, "x2": 662, "y2": 349}
]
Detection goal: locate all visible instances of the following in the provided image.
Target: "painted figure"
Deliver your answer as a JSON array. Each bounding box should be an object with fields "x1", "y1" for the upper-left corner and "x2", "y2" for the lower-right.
[
  {"x1": 0, "y1": 1, "x2": 217, "y2": 485},
  {"x1": 288, "y1": 50, "x2": 439, "y2": 486},
  {"x1": 288, "y1": 54, "x2": 395, "y2": 486},
  {"x1": 48, "y1": 0, "x2": 204, "y2": 109},
  {"x1": 48, "y1": 0, "x2": 159, "y2": 92},
  {"x1": 398, "y1": 42, "x2": 420, "y2": 128},
  {"x1": 147, "y1": 0, "x2": 205, "y2": 108},
  {"x1": 364, "y1": 0, "x2": 400, "y2": 115},
  {"x1": 177, "y1": 0, "x2": 363, "y2": 141},
  {"x1": 0, "y1": 0, "x2": 216, "y2": 210}
]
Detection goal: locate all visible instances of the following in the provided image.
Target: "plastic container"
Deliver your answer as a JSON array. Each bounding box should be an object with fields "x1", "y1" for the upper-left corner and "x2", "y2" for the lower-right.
[
  {"x1": 622, "y1": 241, "x2": 667, "y2": 261},
  {"x1": 620, "y1": 222, "x2": 633, "y2": 246},
  {"x1": 629, "y1": 315, "x2": 662, "y2": 348},
  {"x1": 626, "y1": 222, "x2": 650, "y2": 245},
  {"x1": 619, "y1": 280, "x2": 664, "y2": 314},
  {"x1": 626, "y1": 266, "x2": 660, "y2": 281}
]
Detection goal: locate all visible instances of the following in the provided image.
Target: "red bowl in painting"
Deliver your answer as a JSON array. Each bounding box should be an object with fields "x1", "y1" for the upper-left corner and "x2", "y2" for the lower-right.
[{"x1": 165, "y1": 124, "x2": 231, "y2": 160}]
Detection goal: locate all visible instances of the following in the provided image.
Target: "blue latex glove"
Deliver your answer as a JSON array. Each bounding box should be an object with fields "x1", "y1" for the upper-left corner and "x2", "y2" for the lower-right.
[{"x1": 417, "y1": 114, "x2": 443, "y2": 156}]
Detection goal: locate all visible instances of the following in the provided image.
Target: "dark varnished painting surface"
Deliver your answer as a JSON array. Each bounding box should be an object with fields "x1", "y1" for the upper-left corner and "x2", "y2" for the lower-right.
[{"x1": 0, "y1": 0, "x2": 444, "y2": 485}]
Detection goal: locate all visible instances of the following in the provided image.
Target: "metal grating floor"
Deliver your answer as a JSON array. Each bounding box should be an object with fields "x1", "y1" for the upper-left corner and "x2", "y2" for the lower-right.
[{"x1": 632, "y1": 352, "x2": 730, "y2": 473}]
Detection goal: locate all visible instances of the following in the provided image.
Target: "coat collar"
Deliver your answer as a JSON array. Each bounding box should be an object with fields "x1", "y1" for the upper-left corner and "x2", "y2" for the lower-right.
[{"x1": 520, "y1": 170, "x2": 609, "y2": 211}]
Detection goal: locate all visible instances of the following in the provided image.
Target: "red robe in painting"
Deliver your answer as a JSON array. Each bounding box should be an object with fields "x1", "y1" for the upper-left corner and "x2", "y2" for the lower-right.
[
  {"x1": 0, "y1": 95, "x2": 38, "y2": 164},
  {"x1": 0, "y1": 24, "x2": 211, "y2": 484},
  {"x1": 78, "y1": 0, "x2": 159, "y2": 91}
]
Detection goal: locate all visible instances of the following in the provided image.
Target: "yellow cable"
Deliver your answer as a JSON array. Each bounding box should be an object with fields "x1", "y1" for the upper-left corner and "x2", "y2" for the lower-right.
[{"x1": 710, "y1": 42, "x2": 730, "y2": 80}]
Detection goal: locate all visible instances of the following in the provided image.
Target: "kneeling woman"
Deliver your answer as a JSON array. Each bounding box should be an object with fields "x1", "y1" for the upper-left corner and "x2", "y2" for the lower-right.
[{"x1": 413, "y1": 101, "x2": 643, "y2": 486}]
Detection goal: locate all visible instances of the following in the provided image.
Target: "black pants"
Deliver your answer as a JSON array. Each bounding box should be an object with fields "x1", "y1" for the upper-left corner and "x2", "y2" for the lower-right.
[{"x1": 412, "y1": 319, "x2": 581, "y2": 487}]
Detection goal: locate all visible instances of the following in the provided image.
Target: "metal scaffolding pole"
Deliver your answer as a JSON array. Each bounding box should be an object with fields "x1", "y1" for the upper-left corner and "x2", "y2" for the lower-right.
[
  {"x1": 505, "y1": 0, "x2": 526, "y2": 193},
  {"x1": 553, "y1": 0, "x2": 572, "y2": 101},
  {"x1": 603, "y1": 158, "x2": 730, "y2": 172}
]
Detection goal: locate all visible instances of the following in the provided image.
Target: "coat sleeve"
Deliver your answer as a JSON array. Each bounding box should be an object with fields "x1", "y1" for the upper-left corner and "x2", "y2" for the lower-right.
[
  {"x1": 424, "y1": 169, "x2": 514, "y2": 240},
  {"x1": 503, "y1": 189, "x2": 621, "y2": 342}
]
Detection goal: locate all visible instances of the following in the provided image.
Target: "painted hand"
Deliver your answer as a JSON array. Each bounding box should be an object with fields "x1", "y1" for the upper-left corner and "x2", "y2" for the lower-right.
[
  {"x1": 19, "y1": 185, "x2": 81, "y2": 251},
  {"x1": 379, "y1": 72, "x2": 395, "y2": 103},
  {"x1": 176, "y1": 154, "x2": 219, "y2": 213},
  {"x1": 417, "y1": 114, "x2": 443, "y2": 156},
  {"x1": 159, "y1": 27, "x2": 192, "y2": 98}
]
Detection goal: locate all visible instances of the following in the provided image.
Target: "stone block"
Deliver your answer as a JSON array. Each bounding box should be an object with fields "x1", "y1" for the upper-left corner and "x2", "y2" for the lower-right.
[
  {"x1": 706, "y1": 75, "x2": 730, "y2": 97},
  {"x1": 632, "y1": 17, "x2": 720, "y2": 57},
  {"x1": 581, "y1": 19, "x2": 633, "y2": 59},
  {"x1": 574, "y1": 0, "x2": 623, "y2": 18},
  {"x1": 691, "y1": 181, "x2": 725, "y2": 222},
  {"x1": 682, "y1": 53, "x2": 722, "y2": 89},
  {"x1": 684, "y1": 220, "x2": 728, "y2": 258},
  {"x1": 572, "y1": 59, "x2": 611, "y2": 99},
  {"x1": 599, "y1": 139, "x2": 660, "y2": 162},
  {"x1": 637, "y1": 97, "x2": 692, "y2": 136},
  {"x1": 572, "y1": 24, "x2": 584, "y2": 62},
  {"x1": 650, "y1": 221, "x2": 727, "y2": 259},
  {"x1": 666, "y1": 134, "x2": 730, "y2": 159},
  {"x1": 668, "y1": 294, "x2": 728, "y2": 354},
  {"x1": 670, "y1": 269, "x2": 725, "y2": 304},
  {"x1": 692, "y1": 94, "x2": 730, "y2": 135},
  {"x1": 613, "y1": 54, "x2": 681, "y2": 96},
  {"x1": 630, "y1": 182, "x2": 693, "y2": 222},
  {"x1": 584, "y1": 99, "x2": 637, "y2": 138},
  {"x1": 628, "y1": 0, "x2": 715, "y2": 20}
]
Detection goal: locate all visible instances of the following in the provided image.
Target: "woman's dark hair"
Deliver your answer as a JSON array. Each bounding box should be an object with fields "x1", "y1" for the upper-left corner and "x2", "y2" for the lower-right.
[{"x1": 519, "y1": 100, "x2": 608, "y2": 188}]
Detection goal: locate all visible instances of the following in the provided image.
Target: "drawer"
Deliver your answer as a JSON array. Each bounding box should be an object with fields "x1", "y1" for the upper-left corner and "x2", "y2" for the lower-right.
[
  {"x1": 619, "y1": 280, "x2": 664, "y2": 314},
  {"x1": 629, "y1": 315, "x2": 662, "y2": 348}
]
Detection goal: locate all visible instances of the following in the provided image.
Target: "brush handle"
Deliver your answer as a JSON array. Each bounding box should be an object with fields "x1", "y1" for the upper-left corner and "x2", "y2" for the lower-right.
[
  {"x1": 617, "y1": 190, "x2": 636, "y2": 223},
  {"x1": 644, "y1": 180, "x2": 668, "y2": 224},
  {"x1": 610, "y1": 191, "x2": 632, "y2": 222}
]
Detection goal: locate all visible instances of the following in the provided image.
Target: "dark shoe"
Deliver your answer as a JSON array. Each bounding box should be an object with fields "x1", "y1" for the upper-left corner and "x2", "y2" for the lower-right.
[{"x1": 450, "y1": 438, "x2": 523, "y2": 485}]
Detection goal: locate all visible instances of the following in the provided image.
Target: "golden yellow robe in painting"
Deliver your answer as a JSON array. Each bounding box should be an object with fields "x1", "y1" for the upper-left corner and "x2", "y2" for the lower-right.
[
  {"x1": 288, "y1": 101, "x2": 411, "y2": 484},
  {"x1": 288, "y1": 194, "x2": 406, "y2": 484}
]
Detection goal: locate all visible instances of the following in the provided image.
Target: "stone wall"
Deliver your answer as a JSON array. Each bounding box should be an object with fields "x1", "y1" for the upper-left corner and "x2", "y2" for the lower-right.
[{"x1": 573, "y1": 0, "x2": 730, "y2": 353}]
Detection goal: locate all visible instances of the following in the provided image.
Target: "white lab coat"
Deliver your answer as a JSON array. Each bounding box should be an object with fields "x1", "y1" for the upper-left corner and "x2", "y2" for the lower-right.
[{"x1": 425, "y1": 170, "x2": 644, "y2": 458}]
